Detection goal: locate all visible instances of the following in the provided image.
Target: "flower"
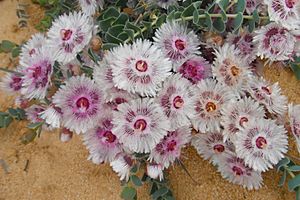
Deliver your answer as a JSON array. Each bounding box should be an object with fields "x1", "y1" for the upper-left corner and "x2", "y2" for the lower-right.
[
  {"x1": 191, "y1": 131, "x2": 235, "y2": 165},
  {"x1": 254, "y1": 23, "x2": 296, "y2": 62},
  {"x1": 25, "y1": 104, "x2": 45, "y2": 123},
  {"x1": 156, "y1": 74, "x2": 197, "y2": 129},
  {"x1": 191, "y1": 79, "x2": 234, "y2": 133},
  {"x1": 153, "y1": 21, "x2": 200, "y2": 69},
  {"x1": 146, "y1": 163, "x2": 164, "y2": 181},
  {"x1": 149, "y1": 126, "x2": 191, "y2": 168},
  {"x1": 19, "y1": 33, "x2": 46, "y2": 64},
  {"x1": 288, "y1": 103, "x2": 300, "y2": 153},
  {"x1": 105, "y1": 87, "x2": 137, "y2": 111},
  {"x1": 47, "y1": 11, "x2": 94, "y2": 64},
  {"x1": 177, "y1": 56, "x2": 212, "y2": 84},
  {"x1": 60, "y1": 59, "x2": 81, "y2": 77},
  {"x1": 147, "y1": 0, "x2": 178, "y2": 9},
  {"x1": 93, "y1": 56, "x2": 114, "y2": 91},
  {"x1": 265, "y1": 0, "x2": 300, "y2": 30},
  {"x1": 40, "y1": 104, "x2": 63, "y2": 128},
  {"x1": 20, "y1": 47, "x2": 54, "y2": 100},
  {"x1": 248, "y1": 76, "x2": 287, "y2": 116},
  {"x1": 78, "y1": 0, "x2": 104, "y2": 16},
  {"x1": 83, "y1": 108, "x2": 122, "y2": 164},
  {"x1": 235, "y1": 119, "x2": 288, "y2": 172},
  {"x1": 59, "y1": 128, "x2": 73, "y2": 142},
  {"x1": 52, "y1": 75, "x2": 104, "y2": 134},
  {"x1": 245, "y1": 0, "x2": 262, "y2": 14},
  {"x1": 226, "y1": 31, "x2": 257, "y2": 64},
  {"x1": 212, "y1": 43, "x2": 252, "y2": 96},
  {"x1": 112, "y1": 98, "x2": 170, "y2": 153},
  {"x1": 109, "y1": 39, "x2": 172, "y2": 97},
  {"x1": 0, "y1": 71, "x2": 23, "y2": 93},
  {"x1": 110, "y1": 153, "x2": 134, "y2": 181},
  {"x1": 217, "y1": 153, "x2": 263, "y2": 190},
  {"x1": 221, "y1": 97, "x2": 265, "y2": 142}
]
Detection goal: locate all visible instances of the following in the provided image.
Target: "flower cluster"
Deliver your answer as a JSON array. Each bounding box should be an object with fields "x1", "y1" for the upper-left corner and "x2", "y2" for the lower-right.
[{"x1": 1, "y1": 0, "x2": 300, "y2": 198}]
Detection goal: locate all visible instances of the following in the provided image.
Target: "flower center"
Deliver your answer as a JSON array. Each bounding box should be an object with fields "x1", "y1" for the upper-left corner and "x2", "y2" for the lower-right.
[
  {"x1": 256, "y1": 136, "x2": 267, "y2": 149},
  {"x1": 230, "y1": 65, "x2": 240, "y2": 76},
  {"x1": 29, "y1": 48, "x2": 36, "y2": 56},
  {"x1": 213, "y1": 144, "x2": 225, "y2": 153},
  {"x1": 285, "y1": 0, "x2": 296, "y2": 8},
  {"x1": 115, "y1": 97, "x2": 126, "y2": 105},
  {"x1": 261, "y1": 86, "x2": 271, "y2": 95},
  {"x1": 134, "y1": 119, "x2": 147, "y2": 131},
  {"x1": 206, "y1": 102, "x2": 217, "y2": 112},
  {"x1": 60, "y1": 29, "x2": 73, "y2": 41},
  {"x1": 173, "y1": 96, "x2": 184, "y2": 109},
  {"x1": 175, "y1": 39, "x2": 186, "y2": 51},
  {"x1": 135, "y1": 60, "x2": 148, "y2": 72},
  {"x1": 232, "y1": 166, "x2": 244, "y2": 176},
  {"x1": 124, "y1": 155, "x2": 133, "y2": 166},
  {"x1": 239, "y1": 117, "x2": 249, "y2": 127},
  {"x1": 76, "y1": 97, "x2": 90, "y2": 110},
  {"x1": 103, "y1": 131, "x2": 117, "y2": 143},
  {"x1": 167, "y1": 140, "x2": 177, "y2": 151}
]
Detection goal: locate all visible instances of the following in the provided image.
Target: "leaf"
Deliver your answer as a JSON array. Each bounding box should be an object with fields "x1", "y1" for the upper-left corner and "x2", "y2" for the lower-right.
[
  {"x1": 102, "y1": 43, "x2": 119, "y2": 50},
  {"x1": 276, "y1": 157, "x2": 290, "y2": 172},
  {"x1": 278, "y1": 169, "x2": 287, "y2": 187},
  {"x1": 235, "y1": 0, "x2": 246, "y2": 13},
  {"x1": 98, "y1": 17, "x2": 117, "y2": 32},
  {"x1": 123, "y1": 29, "x2": 135, "y2": 40},
  {"x1": 288, "y1": 174, "x2": 300, "y2": 191},
  {"x1": 3, "y1": 116, "x2": 13, "y2": 127},
  {"x1": 103, "y1": 7, "x2": 120, "y2": 19},
  {"x1": 193, "y1": 9, "x2": 199, "y2": 24},
  {"x1": 290, "y1": 63, "x2": 300, "y2": 80},
  {"x1": 125, "y1": 22, "x2": 142, "y2": 34},
  {"x1": 117, "y1": 32, "x2": 130, "y2": 41},
  {"x1": 8, "y1": 108, "x2": 18, "y2": 117},
  {"x1": 105, "y1": 32, "x2": 123, "y2": 44},
  {"x1": 213, "y1": 18, "x2": 225, "y2": 33},
  {"x1": 164, "y1": 196, "x2": 175, "y2": 200},
  {"x1": 151, "y1": 187, "x2": 169, "y2": 199},
  {"x1": 21, "y1": 130, "x2": 37, "y2": 144},
  {"x1": 1, "y1": 40, "x2": 15, "y2": 53},
  {"x1": 108, "y1": 25, "x2": 125, "y2": 37},
  {"x1": 27, "y1": 122, "x2": 44, "y2": 130},
  {"x1": 131, "y1": 175, "x2": 143, "y2": 187},
  {"x1": 288, "y1": 165, "x2": 300, "y2": 172},
  {"x1": 156, "y1": 14, "x2": 167, "y2": 27},
  {"x1": 232, "y1": 12, "x2": 243, "y2": 32},
  {"x1": 130, "y1": 164, "x2": 138, "y2": 173},
  {"x1": 181, "y1": 4, "x2": 196, "y2": 18},
  {"x1": 167, "y1": 10, "x2": 176, "y2": 21},
  {"x1": 218, "y1": 0, "x2": 229, "y2": 10},
  {"x1": 113, "y1": 13, "x2": 129, "y2": 25},
  {"x1": 121, "y1": 187, "x2": 137, "y2": 200},
  {"x1": 205, "y1": 12, "x2": 213, "y2": 31},
  {"x1": 12, "y1": 47, "x2": 21, "y2": 58}
]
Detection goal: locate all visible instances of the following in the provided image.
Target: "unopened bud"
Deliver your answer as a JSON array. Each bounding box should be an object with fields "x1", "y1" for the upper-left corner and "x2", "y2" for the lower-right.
[
  {"x1": 60, "y1": 128, "x2": 73, "y2": 142},
  {"x1": 90, "y1": 36, "x2": 102, "y2": 51}
]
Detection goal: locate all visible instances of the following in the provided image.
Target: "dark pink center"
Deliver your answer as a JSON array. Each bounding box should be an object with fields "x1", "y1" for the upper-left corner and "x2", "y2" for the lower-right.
[
  {"x1": 213, "y1": 144, "x2": 225, "y2": 153},
  {"x1": 60, "y1": 29, "x2": 73, "y2": 41},
  {"x1": 232, "y1": 166, "x2": 244, "y2": 176},
  {"x1": 115, "y1": 97, "x2": 126, "y2": 105},
  {"x1": 103, "y1": 131, "x2": 117, "y2": 143},
  {"x1": 239, "y1": 117, "x2": 249, "y2": 127},
  {"x1": 135, "y1": 60, "x2": 148, "y2": 72},
  {"x1": 76, "y1": 97, "x2": 90, "y2": 109},
  {"x1": 285, "y1": 0, "x2": 296, "y2": 8},
  {"x1": 261, "y1": 86, "x2": 271, "y2": 95},
  {"x1": 29, "y1": 48, "x2": 36, "y2": 56},
  {"x1": 134, "y1": 119, "x2": 147, "y2": 131},
  {"x1": 167, "y1": 140, "x2": 177, "y2": 151},
  {"x1": 173, "y1": 96, "x2": 184, "y2": 109},
  {"x1": 175, "y1": 39, "x2": 186, "y2": 51},
  {"x1": 256, "y1": 136, "x2": 267, "y2": 149},
  {"x1": 124, "y1": 155, "x2": 133, "y2": 166}
]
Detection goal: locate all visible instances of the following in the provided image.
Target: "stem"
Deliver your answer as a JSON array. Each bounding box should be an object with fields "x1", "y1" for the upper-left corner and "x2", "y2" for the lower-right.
[
  {"x1": 285, "y1": 165, "x2": 296, "y2": 178},
  {"x1": 0, "y1": 67, "x2": 23, "y2": 76}
]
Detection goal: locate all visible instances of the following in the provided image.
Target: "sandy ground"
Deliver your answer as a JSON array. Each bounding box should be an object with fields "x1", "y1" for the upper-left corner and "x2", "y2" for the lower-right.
[{"x1": 0, "y1": 0, "x2": 299, "y2": 199}]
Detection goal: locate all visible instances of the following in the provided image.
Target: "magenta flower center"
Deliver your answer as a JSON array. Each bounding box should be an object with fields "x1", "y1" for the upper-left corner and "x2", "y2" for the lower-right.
[
  {"x1": 135, "y1": 60, "x2": 148, "y2": 72},
  {"x1": 173, "y1": 96, "x2": 184, "y2": 109},
  {"x1": 256, "y1": 136, "x2": 267, "y2": 149},
  {"x1": 232, "y1": 166, "x2": 244, "y2": 176},
  {"x1": 175, "y1": 39, "x2": 186, "y2": 51},
  {"x1": 76, "y1": 97, "x2": 90, "y2": 110},
  {"x1": 167, "y1": 140, "x2": 177, "y2": 151},
  {"x1": 115, "y1": 97, "x2": 126, "y2": 105},
  {"x1": 239, "y1": 117, "x2": 249, "y2": 127},
  {"x1": 10, "y1": 76, "x2": 22, "y2": 91},
  {"x1": 60, "y1": 29, "x2": 73, "y2": 41},
  {"x1": 103, "y1": 131, "x2": 117, "y2": 143},
  {"x1": 261, "y1": 86, "x2": 271, "y2": 95},
  {"x1": 134, "y1": 119, "x2": 147, "y2": 131},
  {"x1": 285, "y1": 0, "x2": 296, "y2": 8},
  {"x1": 124, "y1": 155, "x2": 133, "y2": 166},
  {"x1": 213, "y1": 144, "x2": 225, "y2": 153},
  {"x1": 29, "y1": 48, "x2": 36, "y2": 56}
]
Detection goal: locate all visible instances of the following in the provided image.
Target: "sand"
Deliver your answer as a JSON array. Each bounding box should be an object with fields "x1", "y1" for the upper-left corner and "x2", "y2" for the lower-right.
[{"x1": 0, "y1": 0, "x2": 298, "y2": 199}]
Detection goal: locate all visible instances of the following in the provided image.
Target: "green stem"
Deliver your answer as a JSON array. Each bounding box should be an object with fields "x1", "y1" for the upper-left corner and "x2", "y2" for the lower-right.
[{"x1": 285, "y1": 165, "x2": 296, "y2": 178}]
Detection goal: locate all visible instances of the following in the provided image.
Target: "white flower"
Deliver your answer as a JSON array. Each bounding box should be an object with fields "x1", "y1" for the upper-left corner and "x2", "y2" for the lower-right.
[
  {"x1": 104, "y1": 87, "x2": 137, "y2": 111},
  {"x1": 93, "y1": 56, "x2": 114, "y2": 91},
  {"x1": 0, "y1": 70, "x2": 23, "y2": 93},
  {"x1": 20, "y1": 33, "x2": 46, "y2": 64},
  {"x1": 217, "y1": 153, "x2": 263, "y2": 190},
  {"x1": 112, "y1": 98, "x2": 170, "y2": 153},
  {"x1": 248, "y1": 76, "x2": 287, "y2": 116},
  {"x1": 146, "y1": 163, "x2": 164, "y2": 181},
  {"x1": 288, "y1": 103, "x2": 300, "y2": 153},
  {"x1": 147, "y1": 0, "x2": 178, "y2": 9},
  {"x1": 191, "y1": 79, "x2": 234, "y2": 133},
  {"x1": 83, "y1": 108, "x2": 122, "y2": 164},
  {"x1": 110, "y1": 153, "x2": 134, "y2": 181},
  {"x1": 25, "y1": 105, "x2": 45, "y2": 123},
  {"x1": 149, "y1": 126, "x2": 192, "y2": 168},
  {"x1": 221, "y1": 97, "x2": 265, "y2": 142},
  {"x1": 191, "y1": 131, "x2": 235, "y2": 165},
  {"x1": 265, "y1": 0, "x2": 300, "y2": 30},
  {"x1": 52, "y1": 75, "x2": 104, "y2": 134},
  {"x1": 254, "y1": 23, "x2": 295, "y2": 62},
  {"x1": 212, "y1": 43, "x2": 253, "y2": 96},
  {"x1": 78, "y1": 0, "x2": 104, "y2": 16},
  {"x1": 153, "y1": 21, "x2": 200, "y2": 69},
  {"x1": 156, "y1": 74, "x2": 197, "y2": 129},
  {"x1": 109, "y1": 39, "x2": 172, "y2": 97},
  {"x1": 235, "y1": 119, "x2": 288, "y2": 172},
  {"x1": 40, "y1": 104, "x2": 63, "y2": 128},
  {"x1": 47, "y1": 11, "x2": 94, "y2": 64}
]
